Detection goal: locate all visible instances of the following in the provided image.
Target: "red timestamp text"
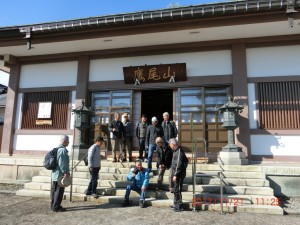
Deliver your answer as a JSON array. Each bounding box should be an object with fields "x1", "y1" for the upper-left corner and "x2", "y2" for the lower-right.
[
  {"x1": 255, "y1": 197, "x2": 281, "y2": 206},
  {"x1": 192, "y1": 197, "x2": 244, "y2": 206}
]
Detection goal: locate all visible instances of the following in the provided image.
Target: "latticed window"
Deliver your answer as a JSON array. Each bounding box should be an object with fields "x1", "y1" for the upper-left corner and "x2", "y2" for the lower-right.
[
  {"x1": 21, "y1": 91, "x2": 70, "y2": 129},
  {"x1": 258, "y1": 82, "x2": 300, "y2": 129},
  {"x1": 91, "y1": 90, "x2": 133, "y2": 124}
]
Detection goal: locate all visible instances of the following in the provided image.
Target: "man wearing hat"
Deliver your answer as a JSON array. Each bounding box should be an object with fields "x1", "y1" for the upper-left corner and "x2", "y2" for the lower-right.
[
  {"x1": 51, "y1": 135, "x2": 70, "y2": 212},
  {"x1": 145, "y1": 117, "x2": 164, "y2": 172},
  {"x1": 122, "y1": 113, "x2": 133, "y2": 162}
]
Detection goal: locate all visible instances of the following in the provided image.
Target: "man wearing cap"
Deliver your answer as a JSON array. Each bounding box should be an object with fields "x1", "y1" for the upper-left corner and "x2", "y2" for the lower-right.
[
  {"x1": 135, "y1": 114, "x2": 149, "y2": 161},
  {"x1": 145, "y1": 117, "x2": 164, "y2": 172},
  {"x1": 85, "y1": 136, "x2": 105, "y2": 198},
  {"x1": 51, "y1": 135, "x2": 70, "y2": 212},
  {"x1": 122, "y1": 113, "x2": 133, "y2": 162}
]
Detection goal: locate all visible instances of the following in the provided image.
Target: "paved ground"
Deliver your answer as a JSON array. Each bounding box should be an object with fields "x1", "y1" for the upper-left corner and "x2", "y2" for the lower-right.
[{"x1": 0, "y1": 191, "x2": 299, "y2": 225}]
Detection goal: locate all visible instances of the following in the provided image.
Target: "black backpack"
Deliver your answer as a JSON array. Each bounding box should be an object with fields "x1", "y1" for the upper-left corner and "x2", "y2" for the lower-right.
[{"x1": 43, "y1": 148, "x2": 58, "y2": 170}]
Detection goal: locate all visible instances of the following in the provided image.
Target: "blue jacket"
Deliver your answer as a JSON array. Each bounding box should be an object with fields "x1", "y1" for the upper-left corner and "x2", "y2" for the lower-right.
[
  {"x1": 127, "y1": 167, "x2": 149, "y2": 188},
  {"x1": 51, "y1": 145, "x2": 70, "y2": 181}
]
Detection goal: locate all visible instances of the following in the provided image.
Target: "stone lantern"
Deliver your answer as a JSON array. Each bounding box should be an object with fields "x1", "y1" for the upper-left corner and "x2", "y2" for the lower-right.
[
  {"x1": 71, "y1": 100, "x2": 93, "y2": 159},
  {"x1": 218, "y1": 96, "x2": 248, "y2": 165}
]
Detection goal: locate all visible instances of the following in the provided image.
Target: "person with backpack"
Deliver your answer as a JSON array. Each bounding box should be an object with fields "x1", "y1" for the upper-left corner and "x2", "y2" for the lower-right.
[
  {"x1": 51, "y1": 135, "x2": 70, "y2": 212},
  {"x1": 169, "y1": 138, "x2": 188, "y2": 212},
  {"x1": 85, "y1": 136, "x2": 105, "y2": 198},
  {"x1": 122, "y1": 159, "x2": 149, "y2": 208}
]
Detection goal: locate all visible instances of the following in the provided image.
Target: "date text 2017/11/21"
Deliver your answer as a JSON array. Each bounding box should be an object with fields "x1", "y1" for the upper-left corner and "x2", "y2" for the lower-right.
[{"x1": 192, "y1": 197, "x2": 281, "y2": 206}]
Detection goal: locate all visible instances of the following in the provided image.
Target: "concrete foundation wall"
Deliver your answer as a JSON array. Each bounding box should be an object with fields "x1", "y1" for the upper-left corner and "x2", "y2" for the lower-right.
[{"x1": 0, "y1": 157, "x2": 44, "y2": 183}]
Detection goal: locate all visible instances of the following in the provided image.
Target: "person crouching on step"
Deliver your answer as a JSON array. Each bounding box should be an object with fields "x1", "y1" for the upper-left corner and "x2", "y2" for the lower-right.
[{"x1": 123, "y1": 159, "x2": 149, "y2": 208}]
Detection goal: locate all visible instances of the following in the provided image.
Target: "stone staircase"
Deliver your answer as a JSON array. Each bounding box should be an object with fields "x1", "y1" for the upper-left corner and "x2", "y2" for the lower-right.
[{"x1": 16, "y1": 160, "x2": 283, "y2": 215}]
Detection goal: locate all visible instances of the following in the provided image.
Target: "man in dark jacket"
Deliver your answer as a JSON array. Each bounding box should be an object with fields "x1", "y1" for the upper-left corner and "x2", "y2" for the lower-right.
[
  {"x1": 123, "y1": 113, "x2": 133, "y2": 162},
  {"x1": 161, "y1": 112, "x2": 178, "y2": 143},
  {"x1": 155, "y1": 137, "x2": 173, "y2": 192},
  {"x1": 109, "y1": 112, "x2": 125, "y2": 162},
  {"x1": 135, "y1": 114, "x2": 149, "y2": 161},
  {"x1": 145, "y1": 117, "x2": 164, "y2": 171},
  {"x1": 169, "y1": 138, "x2": 188, "y2": 212}
]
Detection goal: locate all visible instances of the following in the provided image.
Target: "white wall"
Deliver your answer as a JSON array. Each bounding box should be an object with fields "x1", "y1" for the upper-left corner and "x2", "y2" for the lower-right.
[
  {"x1": 13, "y1": 134, "x2": 74, "y2": 152},
  {"x1": 251, "y1": 135, "x2": 300, "y2": 156},
  {"x1": 247, "y1": 45, "x2": 300, "y2": 77},
  {"x1": 70, "y1": 91, "x2": 76, "y2": 129},
  {"x1": 89, "y1": 50, "x2": 232, "y2": 81},
  {"x1": 15, "y1": 93, "x2": 23, "y2": 129},
  {"x1": 19, "y1": 61, "x2": 78, "y2": 88},
  {"x1": 0, "y1": 70, "x2": 9, "y2": 86}
]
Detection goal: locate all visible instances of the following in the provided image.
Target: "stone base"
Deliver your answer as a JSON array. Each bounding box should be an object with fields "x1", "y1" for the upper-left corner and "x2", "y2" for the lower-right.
[
  {"x1": 218, "y1": 151, "x2": 248, "y2": 165},
  {"x1": 70, "y1": 147, "x2": 89, "y2": 161}
]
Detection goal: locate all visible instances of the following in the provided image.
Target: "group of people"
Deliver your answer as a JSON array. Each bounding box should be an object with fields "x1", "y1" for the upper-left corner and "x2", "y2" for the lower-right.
[
  {"x1": 123, "y1": 138, "x2": 188, "y2": 212},
  {"x1": 109, "y1": 112, "x2": 178, "y2": 166},
  {"x1": 50, "y1": 111, "x2": 188, "y2": 213}
]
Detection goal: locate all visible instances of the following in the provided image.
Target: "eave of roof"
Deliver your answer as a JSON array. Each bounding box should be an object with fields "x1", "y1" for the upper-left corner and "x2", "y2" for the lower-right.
[{"x1": 15, "y1": 0, "x2": 298, "y2": 35}]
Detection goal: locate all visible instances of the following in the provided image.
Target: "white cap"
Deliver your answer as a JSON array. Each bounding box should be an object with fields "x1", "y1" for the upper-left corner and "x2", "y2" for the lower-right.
[{"x1": 151, "y1": 117, "x2": 158, "y2": 122}]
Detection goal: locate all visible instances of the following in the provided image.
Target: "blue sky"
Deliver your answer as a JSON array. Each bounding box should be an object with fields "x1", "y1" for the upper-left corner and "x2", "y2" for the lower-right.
[{"x1": 0, "y1": 0, "x2": 226, "y2": 27}]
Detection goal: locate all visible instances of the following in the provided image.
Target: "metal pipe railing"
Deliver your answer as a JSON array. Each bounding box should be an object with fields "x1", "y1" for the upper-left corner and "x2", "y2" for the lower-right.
[{"x1": 191, "y1": 137, "x2": 224, "y2": 214}]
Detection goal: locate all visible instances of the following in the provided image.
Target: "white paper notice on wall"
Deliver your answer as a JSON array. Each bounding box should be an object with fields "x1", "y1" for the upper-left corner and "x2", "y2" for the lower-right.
[{"x1": 37, "y1": 102, "x2": 52, "y2": 119}]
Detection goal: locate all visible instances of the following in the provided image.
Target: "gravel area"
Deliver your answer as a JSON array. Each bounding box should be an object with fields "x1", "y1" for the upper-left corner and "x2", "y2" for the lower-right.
[
  {"x1": 0, "y1": 183, "x2": 299, "y2": 225},
  {"x1": 0, "y1": 183, "x2": 24, "y2": 193}
]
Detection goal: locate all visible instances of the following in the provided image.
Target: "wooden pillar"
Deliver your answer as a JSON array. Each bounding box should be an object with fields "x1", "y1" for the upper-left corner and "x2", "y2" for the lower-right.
[
  {"x1": 231, "y1": 43, "x2": 251, "y2": 160},
  {"x1": 72, "y1": 56, "x2": 90, "y2": 158},
  {"x1": 1, "y1": 62, "x2": 21, "y2": 155}
]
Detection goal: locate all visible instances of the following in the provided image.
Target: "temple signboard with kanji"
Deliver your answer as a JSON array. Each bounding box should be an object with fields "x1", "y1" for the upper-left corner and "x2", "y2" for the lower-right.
[{"x1": 123, "y1": 63, "x2": 186, "y2": 84}]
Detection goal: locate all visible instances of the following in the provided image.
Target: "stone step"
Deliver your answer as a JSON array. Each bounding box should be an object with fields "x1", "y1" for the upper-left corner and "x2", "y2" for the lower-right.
[
  {"x1": 186, "y1": 185, "x2": 274, "y2": 195},
  {"x1": 237, "y1": 204, "x2": 284, "y2": 215},
  {"x1": 220, "y1": 171, "x2": 266, "y2": 179},
  {"x1": 16, "y1": 189, "x2": 283, "y2": 214},
  {"x1": 224, "y1": 186, "x2": 274, "y2": 196},
  {"x1": 201, "y1": 177, "x2": 270, "y2": 187}
]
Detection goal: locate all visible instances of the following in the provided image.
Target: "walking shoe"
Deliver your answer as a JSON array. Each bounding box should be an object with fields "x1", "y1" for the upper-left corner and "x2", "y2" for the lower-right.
[
  {"x1": 139, "y1": 200, "x2": 145, "y2": 208},
  {"x1": 122, "y1": 199, "x2": 130, "y2": 207},
  {"x1": 155, "y1": 187, "x2": 163, "y2": 192},
  {"x1": 53, "y1": 206, "x2": 66, "y2": 212},
  {"x1": 112, "y1": 158, "x2": 117, "y2": 163},
  {"x1": 84, "y1": 189, "x2": 92, "y2": 196},
  {"x1": 169, "y1": 188, "x2": 174, "y2": 193},
  {"x1": 174, "y1": 206, "x2": 184, "y2": 212},
  {"x1": 92, "y1": 193, "x2": 99, "y2": 199}
]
